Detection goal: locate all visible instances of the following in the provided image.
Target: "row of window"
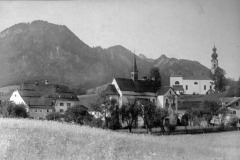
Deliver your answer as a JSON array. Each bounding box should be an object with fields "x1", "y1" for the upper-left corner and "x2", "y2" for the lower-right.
[
  {"x1": 59, "y1": 102, "x2": 71, "y2": 107},
  {"x1": 31, "y1": 109, "x2": 52, "y2": 113},
  {"x1": 185, "y1": 85, "x2": 212, "y2": 91}
]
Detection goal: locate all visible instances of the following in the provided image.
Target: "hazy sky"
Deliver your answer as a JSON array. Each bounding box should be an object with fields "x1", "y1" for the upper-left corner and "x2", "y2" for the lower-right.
[{"x1": 0, "y1": 0, "x2": 239, "y2": 80}]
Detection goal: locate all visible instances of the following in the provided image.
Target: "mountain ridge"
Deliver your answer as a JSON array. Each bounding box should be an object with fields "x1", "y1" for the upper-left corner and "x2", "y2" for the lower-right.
[{"x1": 0, "y1": 20, "x2": 212, "y2": 89}]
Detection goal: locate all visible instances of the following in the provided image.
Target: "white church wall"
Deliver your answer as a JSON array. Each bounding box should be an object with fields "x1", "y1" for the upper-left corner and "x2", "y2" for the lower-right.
[{"x1": 170, "y1": 77, "x2": 183, "y2": 86}]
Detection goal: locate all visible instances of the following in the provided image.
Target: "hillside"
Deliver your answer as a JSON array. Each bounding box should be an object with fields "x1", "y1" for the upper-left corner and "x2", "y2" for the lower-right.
[
  {"x1": 0, "y1": 118, "x2": 240, "y2": 160},
  {"x1": 0, "y1": 21, "x2": 153, "y2": 89},
  {"x1": 0, "y1": 20, "x2": 212, "y2": 89},
  {"x1": 153, "y1": 54, "x2": 212, "y2": 85}
]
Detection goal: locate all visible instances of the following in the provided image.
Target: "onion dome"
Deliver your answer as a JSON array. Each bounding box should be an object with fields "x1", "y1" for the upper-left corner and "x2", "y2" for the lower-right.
[{"x1": 211, "y1": 46, "x2": 218, "y2": 59}]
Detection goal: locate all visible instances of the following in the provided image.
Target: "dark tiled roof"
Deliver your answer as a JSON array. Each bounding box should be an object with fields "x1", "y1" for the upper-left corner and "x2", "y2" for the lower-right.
[
  {"x1": 226, "y1": 97, "x2": 240, "y2": 107},
  {"x1": 87, "y1": 84, "x2": 119, "y2": 96},
  {"x1": 157, "y1": 86, "x2": 171, "y2": 95},
  {"x1": 16, "y1": 81, "x2": 78, "y2": 109},
  {"x1": 172, "y1": 85, "x2": 184, "y2": 91},
  {"x1": 0, "y1": 90, "x2": 15, "y2": 101},
  {"x1": 77, "y1": 94, "x2": 102, "y2": 111},
  {"x1": 103, "y1": 84, "x2": 119, "y2": 95},
  {"x1": 115, "y1": 78, "x2": 158, "y2": 93},
  {"x1": 182, "y1": 76, "x2": 212, "y2": 80}
]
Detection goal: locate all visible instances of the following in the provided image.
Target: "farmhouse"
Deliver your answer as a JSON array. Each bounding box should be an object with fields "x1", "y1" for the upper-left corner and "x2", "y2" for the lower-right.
[{"x1": 9, "y1": 80, "x2": 79, "y2": 119}]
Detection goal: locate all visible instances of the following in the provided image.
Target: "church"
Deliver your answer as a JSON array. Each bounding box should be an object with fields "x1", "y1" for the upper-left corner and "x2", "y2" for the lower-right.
[
  {"x1": 112, "y1": 54, "x2": 178, "y2": 111},
  {"x1": 170, "y1": 46, "x2": 218, "y2": 95}
]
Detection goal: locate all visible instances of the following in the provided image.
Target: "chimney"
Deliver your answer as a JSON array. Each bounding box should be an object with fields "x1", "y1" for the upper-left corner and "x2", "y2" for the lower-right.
[{"x1": 45, "y1": 80, "x2": 48, "y2": 85}]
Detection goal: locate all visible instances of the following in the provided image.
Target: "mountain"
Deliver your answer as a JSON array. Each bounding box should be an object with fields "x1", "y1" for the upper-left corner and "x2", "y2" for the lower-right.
[
  {"x1": 152, "y1": 54, "x2": 213, "y2": 85},
  {"x1": 0, "y1": 21, "x2": 153, "y2": 89},
  {"x1": 0, "y1": 20, "x2": 213, "y2": 90},
  {"x1": 138, "y1": 54, "x2": 154, "y2": 63}
]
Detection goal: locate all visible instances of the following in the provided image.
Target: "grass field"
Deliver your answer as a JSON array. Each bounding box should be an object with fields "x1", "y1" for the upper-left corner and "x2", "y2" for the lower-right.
[{"x1": 0, "y1": 118, "x2": 240, "y2": 160}]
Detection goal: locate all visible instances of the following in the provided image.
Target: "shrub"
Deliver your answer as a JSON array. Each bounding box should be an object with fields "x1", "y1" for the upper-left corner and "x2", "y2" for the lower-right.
[
  {"x1": 46, "y1": 112, "x2": 63, "y2": 121},
  {"x1": 10, "y1": 105, "x2": 28, "y2": 118},
  {"x1": 64, "y1": 105, "x2": 92, "y2": 125}
]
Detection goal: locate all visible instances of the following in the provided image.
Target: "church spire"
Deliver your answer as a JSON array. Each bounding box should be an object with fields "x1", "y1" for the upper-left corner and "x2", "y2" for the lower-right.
[
  {"x1": 131, "y1": 52, "x2": 138, "y2": 81},
  {"x1": 211, "y1": 45, "x2": 218, "y2": 74}
]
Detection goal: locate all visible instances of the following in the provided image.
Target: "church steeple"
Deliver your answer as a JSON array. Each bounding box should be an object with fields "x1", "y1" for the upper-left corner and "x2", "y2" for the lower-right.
[
  {"x1": 211, "y1": 45, "x2": 218, "y2": 74},
  {"x1": 131, "y1": 53, "x2": 138, "y2": 81}
]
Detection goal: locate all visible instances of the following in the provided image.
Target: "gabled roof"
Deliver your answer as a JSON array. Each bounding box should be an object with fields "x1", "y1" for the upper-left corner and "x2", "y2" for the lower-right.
[
  {"x1": 172, "y1": 85, "x2": 184, "y2": 92},
  {"x1": 226, "y1": 97, "x2": 240, "y2": 107},
  {"x1": 87, "y1": 84, "x2": 119, "y2": 96},
  {"x1": 0, "y1": 90, "x2": 15, "y2": 101},
  {"x1": 114, "y1": 78, "x2": 158, "y2": 93},
  {"x1": 157, "y1": 86, "x2": 176, "y2": 96},
  {"x1": 103, "y1": 84, "x2": 119, "y2": 95}
]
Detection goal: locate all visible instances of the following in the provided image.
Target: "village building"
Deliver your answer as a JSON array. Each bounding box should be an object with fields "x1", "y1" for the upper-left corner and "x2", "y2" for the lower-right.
[
  {"x1": 9, "y1": 80, "x2": 79, "y2": 119},
  {"x1": 225, "y1": 97, "x2": 240, "y2": 118},
  {"x1": 111, "y1": 54, "x2": 178, "y2": 111},
  {"x1": 170, "y1": 46, "x2": 217, "y2": 95}
]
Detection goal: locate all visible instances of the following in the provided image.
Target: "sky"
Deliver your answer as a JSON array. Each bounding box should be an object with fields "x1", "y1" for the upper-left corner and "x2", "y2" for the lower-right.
[{"x1": 0, "y1": 0, "x2": 239, "y2": 80}]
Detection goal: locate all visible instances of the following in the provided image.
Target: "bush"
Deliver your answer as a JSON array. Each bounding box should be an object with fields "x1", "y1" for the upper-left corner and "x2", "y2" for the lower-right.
[
  {"x1": 64, "y1": 105, "x2": 92, "y2": 125},
  {"x1": 46, "y1": 112, "x2": 63, "y2": 121},
  {"x1": 224, "y1": 115, "x2": 239, "y2": 129},
  {"x1": 11, "y1": 105, "x2": 28, "y2": 118},
  {"x1": 85, "y1": 117, "x2": 104, "y2": 128}
]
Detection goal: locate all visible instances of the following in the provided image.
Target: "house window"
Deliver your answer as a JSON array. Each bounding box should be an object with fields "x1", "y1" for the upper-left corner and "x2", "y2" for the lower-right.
[
  {"x1": 175, "y1": 81, "x2": 180, "y2": 85},
  {"x1": 210, "y1": 85, "x2": 212, "y2": 89},
  {"x1": 204, "y1": 85, "x2": 206, "y2": 90},
  {"x1": 67, "y1": 103, "x2": 71, "y2": 107},
  {"x1": 47, "y1": 109, "x2": 49, "y2": 112},
  {"x1": 40, "y1": 110, "x2": 42, "y2": 112},
  {"x1": 233, "y1": 111, "x2": 236, "y2": 114},
  {"x1": 194, "y1": 82, "x2": 198, "y2": 85},
  {"x1": 35, "y1": 109, "x2": 37, "y2": 112},
  {"x1": 236, "y1": 102, "x2": 239, "y2": 106},
  {"x1": 60, "y1": 109, "x2": 64, "y2": 113},
  {"x1": 60, "y1": 103, "x2": 64, "y2": 106},
  {"x1": 169, "y1": 91, "x2": 171, "y2": 95},
  {"x1": 186, "y1": 85, "x2": 188, "y2": 90}
]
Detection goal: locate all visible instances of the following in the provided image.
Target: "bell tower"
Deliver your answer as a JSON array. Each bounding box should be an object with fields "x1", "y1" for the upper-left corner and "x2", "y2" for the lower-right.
[
  {"x1": 211, "y1": 45, "x2": 218, "y2": 74},
  {"x1": 131, "y1": 54, "x2": 138, "y2": 81}
]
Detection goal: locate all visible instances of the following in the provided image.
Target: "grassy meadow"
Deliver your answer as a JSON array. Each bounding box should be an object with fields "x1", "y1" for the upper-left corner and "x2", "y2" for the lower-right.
[{"x1": 0, "y1": 118, "x2": 240, "y2": 160}]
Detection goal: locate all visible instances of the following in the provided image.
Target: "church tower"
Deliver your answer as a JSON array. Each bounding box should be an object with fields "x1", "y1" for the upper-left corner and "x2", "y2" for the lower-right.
[
  {"x1": 211, "y1": 45, "x2": 218, "y2": 74},
  {"x1": 131, "y1": 54, "x2": 138, "y2": 81}
]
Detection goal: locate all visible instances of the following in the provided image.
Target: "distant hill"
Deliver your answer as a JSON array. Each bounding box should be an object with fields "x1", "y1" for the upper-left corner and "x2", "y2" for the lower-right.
[
  {"x1": 140, "y1": 54, "x2": 212, "y2": 85},
  {"x1": 0, "y1": 20, "x2": 212, "y2": 90}
]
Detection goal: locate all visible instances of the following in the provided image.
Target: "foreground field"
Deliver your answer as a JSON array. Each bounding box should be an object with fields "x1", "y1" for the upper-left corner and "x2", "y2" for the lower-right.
[{"x1": 0, "y1": 119, "x2": 240, "y2": 160}]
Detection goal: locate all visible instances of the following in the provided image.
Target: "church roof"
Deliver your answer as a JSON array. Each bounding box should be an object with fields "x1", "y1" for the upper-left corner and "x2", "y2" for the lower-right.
[{"x1": 114, "y1": 78, "x2": 159, "y2": 93}]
